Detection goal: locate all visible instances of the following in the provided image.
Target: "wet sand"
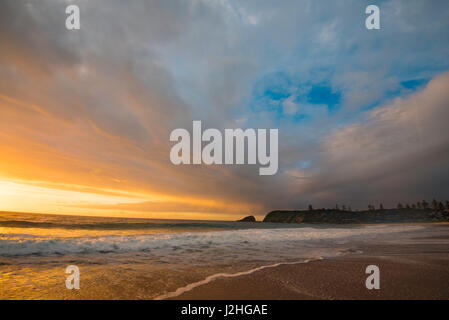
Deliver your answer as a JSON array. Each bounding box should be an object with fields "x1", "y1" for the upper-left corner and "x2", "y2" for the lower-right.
[{"x1": 172, "y1": 236, "x2": 449, "y2": 300}]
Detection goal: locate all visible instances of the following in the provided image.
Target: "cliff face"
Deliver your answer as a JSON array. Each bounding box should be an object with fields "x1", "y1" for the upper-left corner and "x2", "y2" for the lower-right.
[{"x1": 263, "y1": 209, "x2": 449, "y2": 224}]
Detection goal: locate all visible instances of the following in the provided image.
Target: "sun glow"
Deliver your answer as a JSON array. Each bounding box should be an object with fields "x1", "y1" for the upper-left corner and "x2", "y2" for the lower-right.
[
  {"x1": 0, "y1": 178, "x2": 146, "y2": 216},
  {"x1": 0, "y1": 177, "x2": 255, "y2": 220}
]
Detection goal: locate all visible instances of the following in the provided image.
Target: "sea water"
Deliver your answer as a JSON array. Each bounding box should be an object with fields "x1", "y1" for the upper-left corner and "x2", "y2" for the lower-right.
[{"x1": 0, "y1": 212, "x2": 431, "y2": 299}]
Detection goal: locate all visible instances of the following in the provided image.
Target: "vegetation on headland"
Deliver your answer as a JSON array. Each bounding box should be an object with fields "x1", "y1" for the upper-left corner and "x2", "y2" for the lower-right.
[{"x1": 262, "y1": 199, "x2": 449, "y2": 224}]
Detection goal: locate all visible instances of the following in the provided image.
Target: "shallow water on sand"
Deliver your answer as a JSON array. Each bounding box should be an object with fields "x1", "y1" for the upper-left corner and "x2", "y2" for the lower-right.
[{"x1": 0, "y1": 212, "x2": 441, "y2": 299}]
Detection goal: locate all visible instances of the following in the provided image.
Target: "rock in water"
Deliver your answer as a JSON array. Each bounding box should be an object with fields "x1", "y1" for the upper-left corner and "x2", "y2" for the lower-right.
[{"x1": 237, "y1": 215, "x2": 256, "y2": 222}]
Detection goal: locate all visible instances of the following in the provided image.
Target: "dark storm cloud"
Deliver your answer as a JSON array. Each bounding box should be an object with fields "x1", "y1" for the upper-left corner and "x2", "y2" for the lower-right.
[{"x1": 1, "y1": 0, "x2": 448, "y2": 216}]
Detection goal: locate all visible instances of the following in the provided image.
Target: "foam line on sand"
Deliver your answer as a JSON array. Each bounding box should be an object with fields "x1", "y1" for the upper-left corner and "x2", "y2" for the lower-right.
[{"x1": 154, "y1": 257, "x2": 323, "y2": 300}]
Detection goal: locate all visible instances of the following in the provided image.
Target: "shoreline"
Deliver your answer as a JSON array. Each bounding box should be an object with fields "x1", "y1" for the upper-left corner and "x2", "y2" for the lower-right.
[
  {"x1": 170, "y1": 254, "x2": 449, "y2": 300},
  {"x1": 155, "y1": 258, "x2": 323, "y2": 300},
  {"x1": 168, "y1": 229, "x2": 449, "y2": 300},
  {"x1": 2, "y1": 222, "x2": 448, "y2": 299}
]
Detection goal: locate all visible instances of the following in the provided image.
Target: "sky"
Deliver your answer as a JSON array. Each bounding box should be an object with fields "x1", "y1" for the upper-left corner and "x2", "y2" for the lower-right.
[{"x1": 0, "y1": 0, "x2": 449, "y2": 220}]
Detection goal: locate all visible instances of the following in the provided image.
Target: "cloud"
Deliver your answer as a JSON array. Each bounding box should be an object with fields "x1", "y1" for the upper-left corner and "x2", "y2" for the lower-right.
[
  {"x1": 0, "y1": 0, "x2": 448, "y2": 217},
  {"x1": 286, "y1": 72, "x2": 449, "y2": 208}
]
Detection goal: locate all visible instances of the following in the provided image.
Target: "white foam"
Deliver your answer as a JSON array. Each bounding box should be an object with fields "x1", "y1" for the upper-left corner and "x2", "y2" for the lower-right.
[
  {"x1": 0, "y1": 224, "x2": 423, "y2": 257},
  {"x1": 154, "y1": 258, "x2": 323, "y2": 300}
]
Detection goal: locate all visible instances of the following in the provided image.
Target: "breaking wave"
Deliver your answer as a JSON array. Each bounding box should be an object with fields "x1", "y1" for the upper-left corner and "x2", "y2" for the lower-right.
[{"x1": 0, "y1": 225, "x2": 423, "y2": 257}]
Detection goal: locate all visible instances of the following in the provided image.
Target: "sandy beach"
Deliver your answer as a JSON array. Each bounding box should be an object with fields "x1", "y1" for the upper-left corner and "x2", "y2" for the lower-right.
[
  {"x1": 2, "y1": 213, "x2": 448, "y2": 300},
  {"x1": 172, "y1": 232, "x2": 449, "y2": 300}
]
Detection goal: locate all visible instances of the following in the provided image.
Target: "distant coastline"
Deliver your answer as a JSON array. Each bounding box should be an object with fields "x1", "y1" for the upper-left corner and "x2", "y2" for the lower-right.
[{"x1": 262, "y1": 208, "x2": 449, "y2": 224}]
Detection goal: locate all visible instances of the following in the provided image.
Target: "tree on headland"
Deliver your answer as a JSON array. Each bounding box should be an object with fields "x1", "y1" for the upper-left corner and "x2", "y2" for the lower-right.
[
  {"x1": 432, "y1": 198, "x2": 438, "y2": 210},
  {"x1": 294, "y1": 200, "x2": 447, "y2": 212}
]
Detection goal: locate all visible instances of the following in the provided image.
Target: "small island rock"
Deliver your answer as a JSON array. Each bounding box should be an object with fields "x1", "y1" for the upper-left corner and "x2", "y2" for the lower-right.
[{"x1": 237, "y1": 215, "x2": 256, "y2": 222}]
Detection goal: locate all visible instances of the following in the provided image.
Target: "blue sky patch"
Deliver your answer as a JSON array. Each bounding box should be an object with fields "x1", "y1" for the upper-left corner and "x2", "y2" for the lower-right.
[
  {"x1": 305, "y1": 85, "x2": 341, "y2": 111},
  {"x1": 401, "y1": 78, "x2": 429, "y2": 90},
  {"x1": 263, "y1": 88, "x2": 291, "y2": 101}
]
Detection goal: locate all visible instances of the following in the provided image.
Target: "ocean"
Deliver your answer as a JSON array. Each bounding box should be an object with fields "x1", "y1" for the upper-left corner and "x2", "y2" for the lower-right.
[{"x1": 0, "y1": 211, "x2": 433, "y2": 299}]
